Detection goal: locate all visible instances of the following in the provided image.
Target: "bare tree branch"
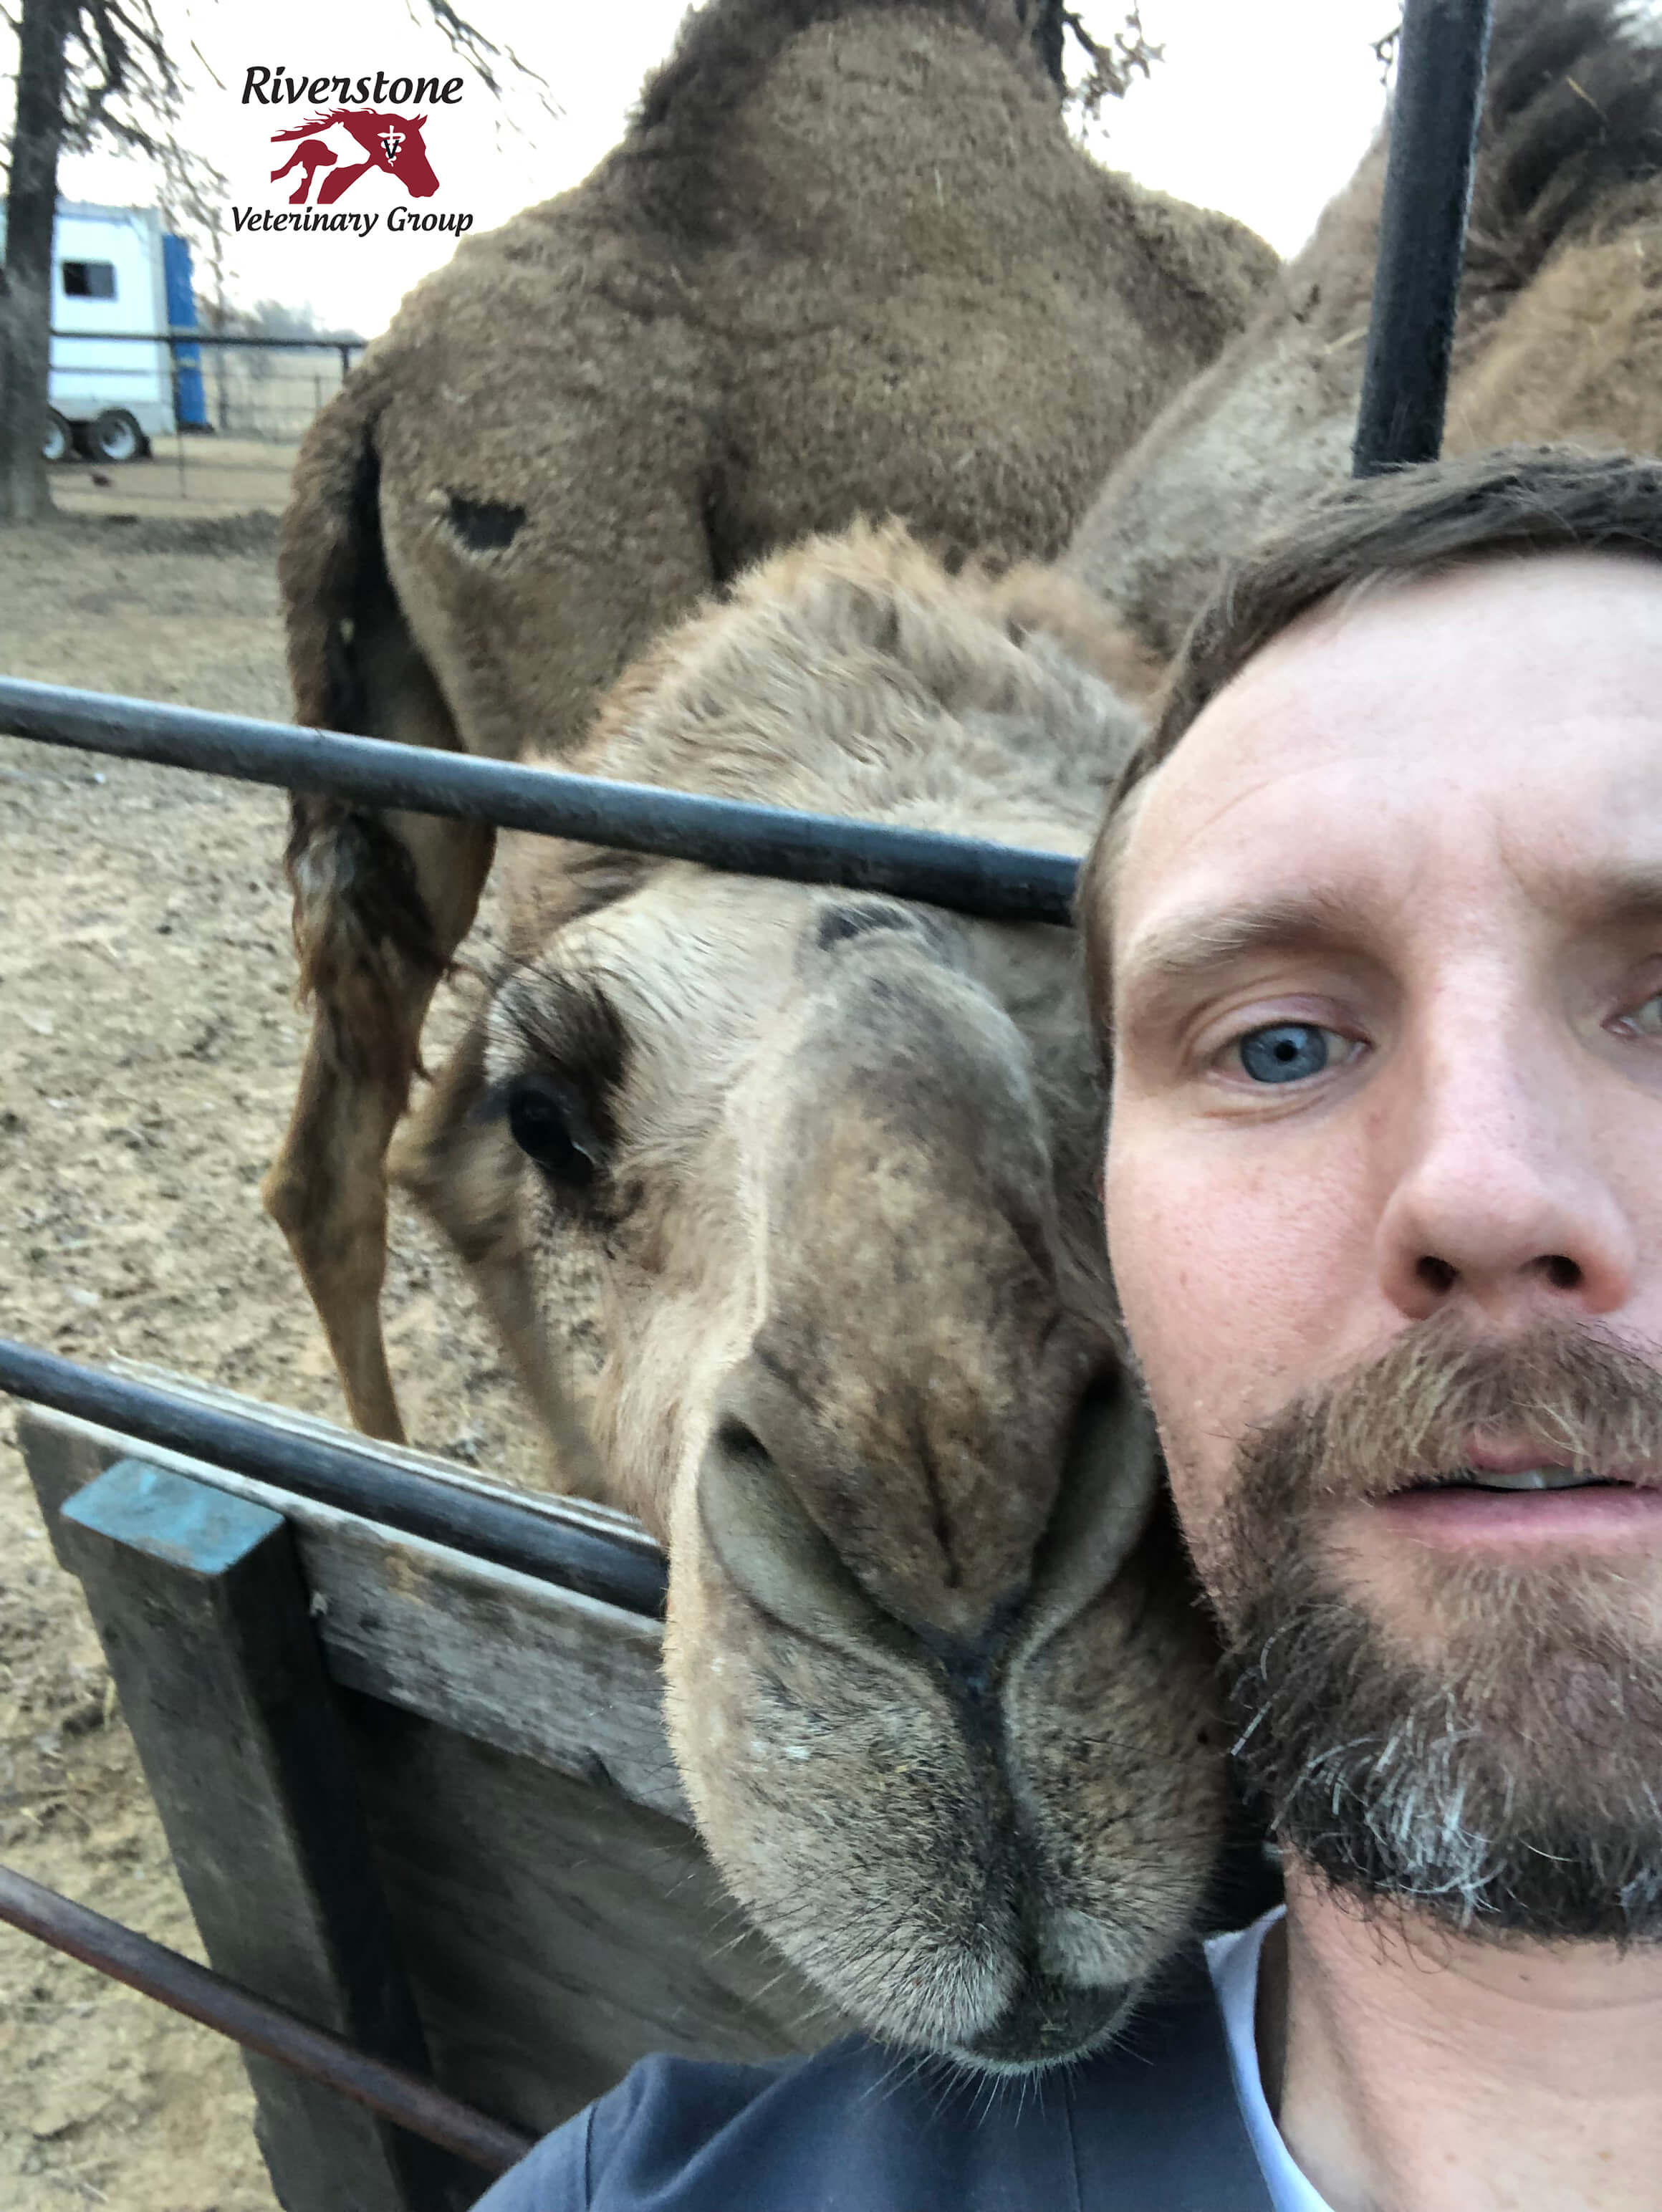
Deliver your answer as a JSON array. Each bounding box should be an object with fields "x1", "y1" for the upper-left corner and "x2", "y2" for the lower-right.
[
  {"x1": 60, "y1": 0, "x2": 182, "y2": 160},
  {"x1": 404, "y1": 0, "x2": 559, "y2": 126},
  {"x1": 1060, "y1": 4, "x2": 1163, "y2": 122}
]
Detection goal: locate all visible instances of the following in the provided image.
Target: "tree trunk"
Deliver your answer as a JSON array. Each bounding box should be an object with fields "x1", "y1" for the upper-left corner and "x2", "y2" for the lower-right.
[{"x1": 0, "y1": 0, "x2": 77, "y2": 524}]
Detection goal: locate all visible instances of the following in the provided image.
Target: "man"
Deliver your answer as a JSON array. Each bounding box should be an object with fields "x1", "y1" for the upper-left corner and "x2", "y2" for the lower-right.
[
  {"x1": 1087, "y1": 442, "x2": 1662, "y2": 2211},
  {"x1": 479, "y1": 446, "x2": 1662, "y2": 2208}
]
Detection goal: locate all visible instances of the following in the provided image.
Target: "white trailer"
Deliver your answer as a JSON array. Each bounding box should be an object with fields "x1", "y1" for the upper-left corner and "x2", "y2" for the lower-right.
[{"x1": 0, "y1": 201, "x2": 186, "y2": 462}]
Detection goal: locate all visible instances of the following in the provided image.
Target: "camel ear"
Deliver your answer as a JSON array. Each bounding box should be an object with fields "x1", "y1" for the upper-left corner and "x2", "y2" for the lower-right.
[
  {"x1": 277, "y1": 360, "x2": 390, "y2": 731},
  {"x1": 989, "y1": 562, "x2": 1167, "y2": 708}
]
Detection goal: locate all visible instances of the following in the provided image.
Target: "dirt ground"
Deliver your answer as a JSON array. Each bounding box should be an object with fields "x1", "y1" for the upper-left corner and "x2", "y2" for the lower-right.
[
  {"x1": 47, "y1": 441, "x2": 302, "y2": 526},
  {"x1": 0, "y1": 511, "x2": 552, "y2": 2208}
]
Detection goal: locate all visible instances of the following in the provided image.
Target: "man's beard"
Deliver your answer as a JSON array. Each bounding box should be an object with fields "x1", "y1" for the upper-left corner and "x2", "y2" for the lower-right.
[{"x1": 1204, "y1": 1312, "x2": 1662, "y2": 1941}]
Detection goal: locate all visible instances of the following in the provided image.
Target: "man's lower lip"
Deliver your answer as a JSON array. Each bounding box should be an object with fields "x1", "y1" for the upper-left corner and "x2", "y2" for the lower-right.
[{"x1": 1374, "y1": 1486, "x2": 1662, "y2": 1549}]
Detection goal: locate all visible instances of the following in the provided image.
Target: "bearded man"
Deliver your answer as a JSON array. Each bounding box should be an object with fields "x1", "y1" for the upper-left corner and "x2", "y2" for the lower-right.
[
  {"x1": 1087, "y1": 442, "x2": 1662, "y2": 2212},
  {"x1": 478, "y1": 446, "x2": 1662, "y2": 2208}
]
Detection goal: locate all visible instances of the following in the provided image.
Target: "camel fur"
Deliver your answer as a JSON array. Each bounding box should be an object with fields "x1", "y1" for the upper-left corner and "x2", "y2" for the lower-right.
[
  {"x1": 266, "y1": 0, "x2": 1275, "y2": 1475},
  {"x1": 390, "y1": 519, "x2": 1236, "y2": 2064},
  {"x1": 1065, "y1": 0, "x2": 1662, "y2": 656},
  {"x1": 263, "y1": 0, "x2": 1274, "y2": 1486}
]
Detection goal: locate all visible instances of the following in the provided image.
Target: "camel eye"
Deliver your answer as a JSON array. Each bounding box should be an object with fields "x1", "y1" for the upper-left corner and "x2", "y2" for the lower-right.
[{"x1": 504, "y1": 1073, "x2": 600, "y2": 1188}]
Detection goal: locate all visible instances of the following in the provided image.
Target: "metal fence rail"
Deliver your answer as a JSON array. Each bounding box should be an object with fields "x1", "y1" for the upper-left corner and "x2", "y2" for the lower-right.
[
  {"x1": 51, "y1": 327, "x2": 368, "y2": 383},
  {"x1": 1354, "y1": 0, "x2": 1494, "y2": 475},
  {"x1": 47, "y1": 328, "x2": 365, "y2": 508},
  {"x1": 0, "y1": 1862, "x2": 533, "y2": 2177},
  {"x1": 0, "y1": 1338, "x2": 668, "y2": 1618},
  {"x1": 0, "y1": 676, "x2": 1084, "y2": 925}
]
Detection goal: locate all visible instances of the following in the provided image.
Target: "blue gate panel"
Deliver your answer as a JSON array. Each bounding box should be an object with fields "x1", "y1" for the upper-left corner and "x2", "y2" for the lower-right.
[{"x1": 162, "y1": 233, "x2": 208, "y2": 428}]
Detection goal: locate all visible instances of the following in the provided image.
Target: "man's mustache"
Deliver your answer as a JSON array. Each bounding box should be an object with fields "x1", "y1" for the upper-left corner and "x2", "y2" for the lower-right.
[{"x1": 1236, "y1": 1310, "x2": 1662, "y2": 1505}]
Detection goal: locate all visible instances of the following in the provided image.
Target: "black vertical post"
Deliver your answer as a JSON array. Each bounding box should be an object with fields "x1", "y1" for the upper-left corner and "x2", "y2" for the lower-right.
[{"x1": 1353, "y1": 0, "x2": 1494, "y2": 476}]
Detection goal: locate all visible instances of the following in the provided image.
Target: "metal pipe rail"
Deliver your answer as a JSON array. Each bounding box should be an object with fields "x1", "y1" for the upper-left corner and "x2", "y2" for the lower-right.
[
  {"x1": 1353, "y1": 0, "x2": 1494, "y2": 476},
  {"x1": 0, "y1": 1338, "x2": 668, "y2": 1618},
  {"x1": 50, "y1": 329, "x2": 367, "y2": 350},
  {"x1": 0, "y1": 1861, "x2": 534, "y2": 2176},
  {"x1": 49, "y1": 329, "x2": 368, "y2": 379},
  {"x1": 0, "y1": 677, "x2": 1083, "y2": 926}
]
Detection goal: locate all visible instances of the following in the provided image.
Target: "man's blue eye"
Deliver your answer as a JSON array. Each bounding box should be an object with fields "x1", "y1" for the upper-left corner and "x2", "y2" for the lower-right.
[{"x1": 1236, "y1": 1024, "x2": 1336, "y2": 1084}]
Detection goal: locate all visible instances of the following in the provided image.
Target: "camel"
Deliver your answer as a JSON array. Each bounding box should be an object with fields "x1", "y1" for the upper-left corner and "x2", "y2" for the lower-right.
[
  {"x1": 266, "y1": 0, "x2": 1276, "y2": 1484},
  {"x1": 390, "y1": 521, "x2": 1236, "y2": 2065},
  {"x1": 1065, "y1": 0, "x2": 1662, "y2": 655}
]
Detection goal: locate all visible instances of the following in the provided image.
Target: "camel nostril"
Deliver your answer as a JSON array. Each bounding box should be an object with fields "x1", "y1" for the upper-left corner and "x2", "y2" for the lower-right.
[{"x1": 715, "y1": 1417, "x2": 768, "y2": 1463}]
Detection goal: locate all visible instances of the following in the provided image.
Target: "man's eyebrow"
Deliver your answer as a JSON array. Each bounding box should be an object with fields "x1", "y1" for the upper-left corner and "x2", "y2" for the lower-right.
[
  {"x1": 1554, "y1": 862, "x2": 1662, "y2": 933},
  {"x1": 1114, "y1": 888, "x2": 1369, "y2": 1029},
  {"x1": 1114, "y1": 865, "x2": 1662, "y2": 1033}
]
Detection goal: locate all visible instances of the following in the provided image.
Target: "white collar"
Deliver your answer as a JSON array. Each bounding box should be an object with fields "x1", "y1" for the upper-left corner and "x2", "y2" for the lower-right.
[{"x1": 1205, "y1": 1906, "x2": 1334, "y2": 2212}]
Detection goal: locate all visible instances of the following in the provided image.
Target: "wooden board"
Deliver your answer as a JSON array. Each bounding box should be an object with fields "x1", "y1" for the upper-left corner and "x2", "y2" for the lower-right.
[
  {"x1": 342, "y1": 1696, "x2": 845, "y2": 2132},
  {"x1": 15, "y1": 1392, "x2": 847, "y2": 2140},
  {"x1": 20, "y1": 1402, "x2": 687, "y2": 1821},
  {"x1": 57, "y1": 1460, "x2": 474, "y2": 2210}
]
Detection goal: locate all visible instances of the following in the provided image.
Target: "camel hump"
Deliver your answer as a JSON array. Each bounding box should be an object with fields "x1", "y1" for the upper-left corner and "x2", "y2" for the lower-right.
[
  {"x1": 278, "y1": 355, "x2": 391, "y2": 734},
  {"x1": 1463, "y1": 0, "x2": 1662, "y2": 322}
]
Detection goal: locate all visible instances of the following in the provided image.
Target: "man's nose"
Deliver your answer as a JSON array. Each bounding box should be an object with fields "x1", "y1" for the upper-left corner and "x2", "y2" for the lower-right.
[{"x1": 1374, "y1": 1008, "x2": 1636, "y2": 1324}]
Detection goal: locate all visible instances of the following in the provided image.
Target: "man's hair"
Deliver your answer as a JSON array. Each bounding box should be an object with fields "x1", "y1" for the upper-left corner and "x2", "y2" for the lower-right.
[{"x1": 1077, "y1": 444, "x2": 1662, "y2": 1052}]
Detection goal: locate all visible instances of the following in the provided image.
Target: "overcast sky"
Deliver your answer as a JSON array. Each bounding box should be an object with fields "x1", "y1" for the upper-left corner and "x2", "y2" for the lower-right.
[{"x1": 24, "y1": 0, "x2": 1407, "y2": 338}]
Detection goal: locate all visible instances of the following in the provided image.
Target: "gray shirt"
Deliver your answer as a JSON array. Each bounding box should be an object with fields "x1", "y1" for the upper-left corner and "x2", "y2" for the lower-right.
[{"x1": 473, "y1": 1953, "x2": 1273, "y2": 2212}]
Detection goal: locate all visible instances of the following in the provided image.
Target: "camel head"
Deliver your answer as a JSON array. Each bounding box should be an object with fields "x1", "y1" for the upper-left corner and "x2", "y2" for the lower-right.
[{"x1": 396, "y1": 528, "x2": 1231, "y2": 2068}]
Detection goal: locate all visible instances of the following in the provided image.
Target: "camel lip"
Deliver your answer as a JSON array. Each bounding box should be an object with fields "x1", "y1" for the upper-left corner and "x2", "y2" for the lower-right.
[{"x1": 946, "y1": 1972, "x2": 1136, "y2": 2074}]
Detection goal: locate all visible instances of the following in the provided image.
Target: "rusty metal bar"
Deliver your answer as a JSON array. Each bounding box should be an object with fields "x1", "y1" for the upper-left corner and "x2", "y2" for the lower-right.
[
  {"x1": 0, "y1": 1860, "x2": 535, "y2": 2176},
  {"x1": 1353, "y1": 0, "x2": 1494, "y2": 474}
]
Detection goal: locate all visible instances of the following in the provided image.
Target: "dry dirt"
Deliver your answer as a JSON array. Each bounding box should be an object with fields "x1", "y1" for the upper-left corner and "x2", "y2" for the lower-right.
[
  {"x1": 0, "y1": 511, "x2": 551, "y2": 2208},
  {"x1": 48, "y1": 442, "x2": 304, "y2": 528}
]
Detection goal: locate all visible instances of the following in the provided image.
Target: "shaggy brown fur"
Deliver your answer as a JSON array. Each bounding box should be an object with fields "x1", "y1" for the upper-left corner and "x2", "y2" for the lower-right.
[
  {"x1": 388, "y1": 522, "x2": 1234, "y2": 2062},
  {"x1": 1065, "y1": 0, "x2": 1662, "y2": 658},
  {"x1": 266, "y1": 0, "x2": 1274, "y2": 1464}
]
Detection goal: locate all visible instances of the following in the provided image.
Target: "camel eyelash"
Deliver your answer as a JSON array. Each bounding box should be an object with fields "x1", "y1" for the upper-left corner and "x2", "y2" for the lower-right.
[{"x1": 494, "y1": 974, "x2": 628, "y2": 1102}]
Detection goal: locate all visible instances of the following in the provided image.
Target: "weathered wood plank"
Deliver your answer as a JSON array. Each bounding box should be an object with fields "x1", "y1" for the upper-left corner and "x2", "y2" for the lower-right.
[
  {"x1": 341, "y1": 1698, "x2": 847, "y2": 2132},
  {"x1": 18, "y1": 1397, "x2": 847, "y2": 2136},
  {"x1": 57, "y1": 1459, "x2": 476, "y2": 2212},
  {"x1": 19, "y1": 1403, "x2": 688, "y2": 1820}
]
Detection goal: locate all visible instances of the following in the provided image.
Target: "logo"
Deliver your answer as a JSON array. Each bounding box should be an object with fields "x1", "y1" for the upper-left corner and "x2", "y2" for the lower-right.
[
  {"x1": 231, "y1": 69, "x2": 474, "y2": 241},
  {"x1": 270, "y1": 107, "x2": 439, "y2": 206}
]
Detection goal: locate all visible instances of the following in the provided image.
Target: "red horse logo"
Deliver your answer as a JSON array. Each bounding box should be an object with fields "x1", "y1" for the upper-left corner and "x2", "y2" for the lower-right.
[{"x1": 269, "y1": 108, "x2": 439, "y2": 206}]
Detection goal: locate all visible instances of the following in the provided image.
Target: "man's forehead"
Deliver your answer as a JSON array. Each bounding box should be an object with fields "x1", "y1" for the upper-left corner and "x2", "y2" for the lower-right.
[{"x1": 1113, "y1": 551, "x2": 1662, "y2": 973}]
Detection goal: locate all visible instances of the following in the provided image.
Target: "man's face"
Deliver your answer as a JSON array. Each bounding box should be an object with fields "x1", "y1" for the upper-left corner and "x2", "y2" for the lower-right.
[{"x1": 1105, "y1": 552, "x2": 1662, "y2": 1936}]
